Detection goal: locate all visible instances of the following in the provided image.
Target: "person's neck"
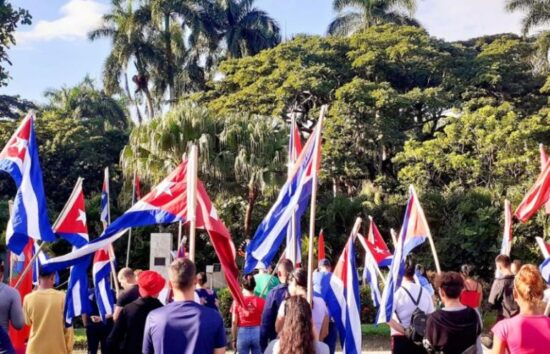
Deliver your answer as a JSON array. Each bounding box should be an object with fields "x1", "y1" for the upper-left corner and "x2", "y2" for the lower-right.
[
  {"x1": 519, "y1": 302, "x2": 542, "y2": 316},
  {"x1": 442, "y1": 298, "x2": 464, "y2": 308},
  {"x1": 38, "y1": 284, "x2": 53, "y2": 291},
  {"x1": 173, "y1": 288, "x2": 196, "y2": 302},
  {"x1": 243, "y1": 289, "x2": 254, "y2": 296},
  {"x1": 403, "y1": 276, "x2": 415, "y2": 283}
]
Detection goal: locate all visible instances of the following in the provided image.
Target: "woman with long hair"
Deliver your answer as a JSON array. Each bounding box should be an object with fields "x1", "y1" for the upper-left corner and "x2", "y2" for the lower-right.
[
  {"x1": 275, "y1": 269, "x2": 329, "y2": 340},
  {"x1": 265, "y1": 296, "x2": 329, "y2": 354},
  {"x1": 492, "y1": 264, "x2": 550, "y2": 353}
]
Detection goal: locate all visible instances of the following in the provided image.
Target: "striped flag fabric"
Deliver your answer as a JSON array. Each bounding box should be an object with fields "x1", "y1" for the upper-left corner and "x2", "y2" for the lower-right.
[
  {"x1": 285, "y1": 116, "x2": 303, "y2": 266},
  {"x1": 377, "y1": 186, "x2": 432, "y2": 324},
  {"x1": 100, "y1": 167, "x2": 110, "y2": 225},
  {"x1": 515, "y1": 153, "x2": 550, "y2": 222},
  {"x1": 363, "y1": 217, "x2": 392, "y2": 267},
  {"x1": 324, "y1": 233, "x2": 362, "y2": 354},
  {"x1": 540, "y1": 144, "x2": 550, "y2": 214},
  {"x1": 53, "y1": 178, "x2": 91, "y2": 326},
  {"x1": 318, "y1": 229, "x2": 326, "y2": 263},
  {"x1": 245, "y1": 116, "x2": 323, "y2": 273},
  {"x1": 536, "y1": 237, "x2": 550, "y2": 258},
  {"x1": 93, "y1": 247, "x2": 115, "y2": 321},
  {"x1": 362, "y1": 252, "x2": 381, "y2": 308},
  {"x1": 0, "y1": 113, "x2": 56, "y2": 254}
]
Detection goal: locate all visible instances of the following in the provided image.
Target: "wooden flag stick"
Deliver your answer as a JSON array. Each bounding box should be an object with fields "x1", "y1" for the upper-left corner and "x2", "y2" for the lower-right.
[
  {"x1": 14, "y1": 242, "x2": 46, "y2": 289},
  {"x1": 125, "y1": 170, "x2": 137, "y2": 268},
  {"x1": 187, "y1": 145, "x2": 198, "y2": 262},
  {"x1": 306, "y1": 105, "x2": 327, "y2": 304},
  {"x1": 356, "y1": 232, "x2": 387, "y2": 287},
  {"x1": 390, "y1": 228, "x2": 398, "y2": 251}
]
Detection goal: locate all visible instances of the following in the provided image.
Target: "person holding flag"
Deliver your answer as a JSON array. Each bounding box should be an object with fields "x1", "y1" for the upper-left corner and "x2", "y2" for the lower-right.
[{"x1": 23, "y1": 267, "x2": 74, "y2": 354}]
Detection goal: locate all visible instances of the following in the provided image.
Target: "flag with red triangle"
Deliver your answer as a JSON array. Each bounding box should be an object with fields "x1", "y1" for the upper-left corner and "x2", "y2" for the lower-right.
[
  {"x1": 318, "y1": 229, "x2": 326, "y2": 263},
  {"x1": 54, "y1": 178, "x2": 89, "y2": 248}
]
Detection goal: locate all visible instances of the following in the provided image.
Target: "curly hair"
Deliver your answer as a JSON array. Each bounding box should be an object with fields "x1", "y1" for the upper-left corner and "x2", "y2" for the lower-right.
[{"x1": 278, "y1": 296, "x2": 316, "y2": 354}]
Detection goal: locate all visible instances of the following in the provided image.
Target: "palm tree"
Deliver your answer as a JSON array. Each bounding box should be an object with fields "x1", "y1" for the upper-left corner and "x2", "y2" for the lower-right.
[
  {"x1": 44, "y1": 77, "x2": 130, "y2": 132},
  {"x1": 209, "y1": 0, "x2": 281, "y2": 58},
  {"x1": 89, "y1": 0, "x2": 158, "y2": 121},
  {"x1": 506, "y1": 0, "x2": 550, "y2": 35},
  {"x1": 328, "y1": 0, "x2": 418, "y2": 36}
]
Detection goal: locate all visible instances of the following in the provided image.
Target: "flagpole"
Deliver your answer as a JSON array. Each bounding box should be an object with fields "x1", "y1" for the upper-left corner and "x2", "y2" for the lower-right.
[
  {"x1": 7, "y1": 200, "x2": 14, "y2": 285},
  {"x1": 187, "y1": 145, "x2": 198, "y2": 262},
  {"x1": 307, "y1": 105, "x2": 327, "y2": 304},
  {"x1": 288, "y1": 112, "x2": 298, "y2": 265},
  {"x1": 14, "y1": 241, "x2": 46, "y2": 289},
  {"x1": 390, "y1": 228, "x2": 398, "y2": 250},
  {"x1": 125, "y1": 170, "x2": 137, "y2": 268},
  {"x1": 357, "y1": 233, "x2": 387, "y2": 287},
  {"x1": 177, "y1": 221, "x2": 183, "y2": 253},
  {"x1": 52, "y1": 177, "x2": 84, "y2": 230},
  {"x1": 410, "y1": 186, "x2": 441, "y2": 273}
]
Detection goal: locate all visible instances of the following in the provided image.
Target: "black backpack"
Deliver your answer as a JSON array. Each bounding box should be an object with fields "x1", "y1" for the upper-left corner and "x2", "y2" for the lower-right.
[{"x1": 395, "y1": 287, "x2": 428, "y2": 346}]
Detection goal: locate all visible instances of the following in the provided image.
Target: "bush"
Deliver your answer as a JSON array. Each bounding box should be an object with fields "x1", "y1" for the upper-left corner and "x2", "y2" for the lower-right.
[
  {"x1": 360, "y1": 284, "x2": 377, "y2": 324},
  {"x1": 217, "y1": 287, "x2": 233, "y2": 326}
]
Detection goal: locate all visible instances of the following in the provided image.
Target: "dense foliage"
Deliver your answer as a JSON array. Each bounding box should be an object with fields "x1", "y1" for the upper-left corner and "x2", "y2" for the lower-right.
[{"x1": 3, "y1": 0, "x2": 550, "y2": 283}]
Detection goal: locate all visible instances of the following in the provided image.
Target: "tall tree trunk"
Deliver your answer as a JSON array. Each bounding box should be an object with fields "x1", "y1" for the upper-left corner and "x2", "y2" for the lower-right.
[
  {"x1": 124, "y1": 73, "x2": 143, "y2": 124},
  {"x1": 164, "y1": 12, "x2": 174, "y2": 103},
  {"x1": 143, "y1": 86, "x2": 155, "y2": 119},
  {"x1": 244, "y1": 184, "x2": 259, "y2": 238}
]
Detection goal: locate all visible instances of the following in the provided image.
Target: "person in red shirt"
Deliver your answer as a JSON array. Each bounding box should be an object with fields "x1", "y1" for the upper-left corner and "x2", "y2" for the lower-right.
[{"x1": 231, "y1": 274, "x2": 266, "y2": 354}]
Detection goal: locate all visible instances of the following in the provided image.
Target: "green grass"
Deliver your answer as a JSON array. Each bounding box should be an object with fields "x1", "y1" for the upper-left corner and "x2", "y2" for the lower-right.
[
  {"x1": 361, "y1": 323, "x2": 390, "y2": 336},
  {"x1": 74, "y1": 327, "x2": 87, "y2": 349}
]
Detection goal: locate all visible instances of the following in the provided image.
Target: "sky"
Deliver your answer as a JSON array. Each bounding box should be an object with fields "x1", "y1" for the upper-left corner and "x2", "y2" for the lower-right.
[{"x1": 2, "y1": 0, "x2": 526, "y2": 103}]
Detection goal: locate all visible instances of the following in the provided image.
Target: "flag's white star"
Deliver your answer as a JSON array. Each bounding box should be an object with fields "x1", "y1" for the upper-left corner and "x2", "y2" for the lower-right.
[
  {"x1": 154, "y1": 180, "x2": 175, "y2": 198},
  {"x1": 11, "y1": 137, "x2": 28, "y2": 153},
  {"x1": 373, "y1": 246, "x2": 384, "y2": 254},
  {"x1": 76, "y1": 209, "x2": 87, "y2": 225}
]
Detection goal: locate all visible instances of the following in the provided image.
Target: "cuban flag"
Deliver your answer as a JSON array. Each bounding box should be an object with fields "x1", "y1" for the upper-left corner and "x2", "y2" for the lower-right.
[
  {"x1": 361, "y1": 217, "x2": 392, "y2": 267},
  {"x1": 376, "y1": 185, "x2": 432, "y2": 324},
  {"x1": 53, "y1": 178, "x2": 91, "y2": 326},
  {"x1": 540, "y1": 144, "x2": 550, "y2": 214},
  {"x1": 324, "y1": 234, "x2": 362, "y2": 354},
  {"x1": 536, "y1": 237, "x2": 550, "y2": 259},
  {"x1": 93, "y1": 247, "x2": 115, "y2": 321},
  {"x1": 362, "y1": 252, "x2": 381, "y2": 308},
  {"x1": 31, "y1": 242, "x2": 60, "y2": 286},
  {"x1": 540, "y1": 257, "x2": 550, "y2": 284},
  {"x1": 100, "y1": 167, "x2": 110, "y2": 225},
  {"x1": 285, "y1": 117, "x2": 303, "y2": 266},
  {"x1": 245, "y1": 116, "x2": 322, "y2": 273},
  {"x1": 500, "y1": 199, "x2": 513, "y2": 256},
  {"x1": 54, "y1": 178, "x2": 89, "y2": 248},
  {"x1": 0, "y1": 113, "x2": 56, "y2": 254},
  {"x1": 42, "y1": 160, "x2": 246, "y2": 306}
]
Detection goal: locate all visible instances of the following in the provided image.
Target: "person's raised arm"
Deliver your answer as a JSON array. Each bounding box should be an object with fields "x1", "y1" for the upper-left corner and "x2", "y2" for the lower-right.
[{"x1": 230, "y1": 302, "x2": 238, "y2": 350}]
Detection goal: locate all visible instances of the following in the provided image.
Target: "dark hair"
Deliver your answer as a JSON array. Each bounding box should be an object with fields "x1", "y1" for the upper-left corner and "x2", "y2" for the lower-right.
[
  {"x1": 495, "y1": 254, "x2": 511, "y2": 268},
  {"x1": 461, "y1": 264, "x2": 473, "y2": 277},
  {"x1": 241, "y1": 273, "x2": 256, "y2": 292},
  {"x1": 38, "y1": 266, "x2": 54, "y2": 278},
  {"x1": 279, "y1": 259, "x2": 294, "y2": 275},
  {"x1": 290, "y1": 268, "x2": 308, "y2": 289},
  {"x1": 197, "y1": 272, "x2": 208, "y2": 286},
  {"x1": 436, "y1": 271, "x2": 464, "y2": 299},
  {"x1": 404, "y1": 258, "x2": 416, "y2": 278},
  {"x1": 278, "y1": 296, "x2": 316, "y2": 354},
  {"x1": 169, "y1": 258, "x2": 196, "y2": 290},
  {"x1": 0, "y1": 261, "x2": 4, "y2": 275}
]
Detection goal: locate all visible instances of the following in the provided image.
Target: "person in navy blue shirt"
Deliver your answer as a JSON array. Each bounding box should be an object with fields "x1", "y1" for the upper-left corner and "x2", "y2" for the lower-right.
[
  {"x1": 143, "y1": 259, "x2": 226, "y2": 354},
  {"x1": 0, "y1": 325, "x2": 14, "y2": 354},
  {"x1": 259, "y1": 259, "x2": 293, "y2": 351},
  {"x1": 195, "y1": 272, "x2": 219, "y2": 310}
]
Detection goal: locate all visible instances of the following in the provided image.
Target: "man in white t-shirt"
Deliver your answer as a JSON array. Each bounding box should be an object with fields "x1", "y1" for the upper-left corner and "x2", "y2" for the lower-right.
[{"x1": 389, "y1": 259, "x2": 434, "y2": 354}]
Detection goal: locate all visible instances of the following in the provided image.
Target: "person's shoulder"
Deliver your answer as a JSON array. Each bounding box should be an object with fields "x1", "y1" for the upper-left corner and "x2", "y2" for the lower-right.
[
  {"x1": 315, "y1": 340, "x2": 330, "y2": 354},
  {"x1": 199, "y1": 304, "x2": 223, "y2": 324}
]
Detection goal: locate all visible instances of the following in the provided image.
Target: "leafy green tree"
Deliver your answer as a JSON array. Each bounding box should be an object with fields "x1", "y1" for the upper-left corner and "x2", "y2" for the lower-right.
[
  {"x1": 209, "y1": 0, "x2": 281, "y2": 58},
  {"x1": 89, "y1": 0, "x2": 157, "y2": 120},
  {"x1": 328, "y1": 0, "x2": 418, "y2": 36},
  {"x1": 0, "y1": 0, "x2": 31, "y2": 86},
  {"x1": 506, "y1": 0, "x2": 550, "y2": 35}
]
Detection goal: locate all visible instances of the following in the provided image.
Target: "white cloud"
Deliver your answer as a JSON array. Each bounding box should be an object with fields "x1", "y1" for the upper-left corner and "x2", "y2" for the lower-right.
[
  {"x1": 416, "y1": 0, "x2": 524, "y2": 41},
  {"x1": 15, "y1": 0, "x2": 108, "y2": 44}
]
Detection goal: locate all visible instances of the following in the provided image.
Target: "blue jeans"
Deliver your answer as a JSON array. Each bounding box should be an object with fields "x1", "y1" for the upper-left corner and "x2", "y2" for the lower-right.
[{"x1": 237, "y1": 326, "x2": 261, "y2": 354}]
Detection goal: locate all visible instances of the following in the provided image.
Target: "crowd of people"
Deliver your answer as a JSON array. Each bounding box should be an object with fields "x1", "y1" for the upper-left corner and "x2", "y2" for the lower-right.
[{"x1": 1, "y1": 254, "x2": 550, "y2": 353}]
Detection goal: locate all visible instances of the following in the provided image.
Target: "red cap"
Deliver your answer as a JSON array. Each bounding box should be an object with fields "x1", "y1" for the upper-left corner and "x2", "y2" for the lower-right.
[{"x1": 137, "y1": 270, "x2": 166, "y2": 297}]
